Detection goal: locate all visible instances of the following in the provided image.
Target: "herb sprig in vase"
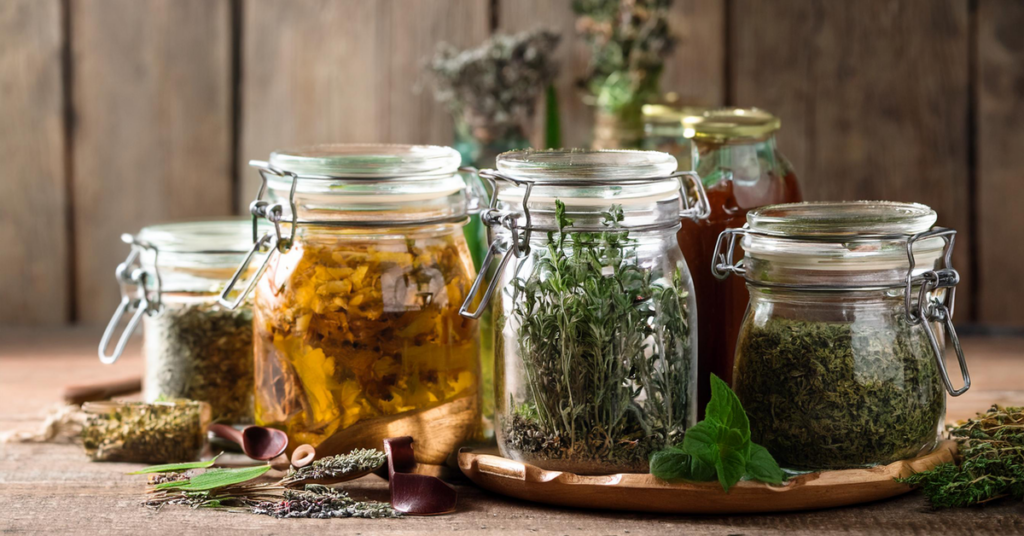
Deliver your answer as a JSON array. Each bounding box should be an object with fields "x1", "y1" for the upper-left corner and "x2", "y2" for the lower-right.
[
  {"x1": 574, "y1": 0, "x2": 676, "y2": 149},
  {"x1": 428, "y1": 29, "x2": 561, "y2": 168}
]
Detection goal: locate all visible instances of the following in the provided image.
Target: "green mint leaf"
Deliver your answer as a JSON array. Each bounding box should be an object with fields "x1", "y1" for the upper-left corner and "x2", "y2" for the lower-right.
[
  {"x1": 706, "y1": 374, "x2": 750, "y2": 442},
  {"x1": 716, "y1": 443, "x2": 748, "y2": 492},
  {"x1": 128, "y1": 453, "x2": 222, "y2": 474},
  {"x1": 745, "y1": 443, "x2": 786, "y2": 484},
  {"x1": 682, "y1": 420, "x2": 720, "y2": 467},
  {"x1": 154, "y1": 464, "x2": 271, "y2": 491},
  {"x1": 650, "y1": 447, "x2": 716, "y2": 482}
]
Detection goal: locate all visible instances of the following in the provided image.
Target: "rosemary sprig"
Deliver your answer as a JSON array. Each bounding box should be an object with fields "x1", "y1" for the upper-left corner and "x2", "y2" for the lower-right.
[{"x1": 898, "y1": 406, "x2": 1024, "y2": 508}]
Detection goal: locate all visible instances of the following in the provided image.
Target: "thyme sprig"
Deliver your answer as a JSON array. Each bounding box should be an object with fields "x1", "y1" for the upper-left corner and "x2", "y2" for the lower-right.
[
  {"x1": 898, "y1": 406, "x2": 1024, "y2": 508},
  {"x1": 502, "y1": 200, "x2": 691, "y2": 471}
]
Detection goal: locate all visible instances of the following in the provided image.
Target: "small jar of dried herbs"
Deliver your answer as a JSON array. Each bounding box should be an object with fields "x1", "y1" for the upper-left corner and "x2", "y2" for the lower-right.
[
  {"x1": 713, "y1": 201, "x2": 971, "y2": 471},
  {"x1": 462, "y1": 149, "x2": 709, "y2": 474},
  {"x1": 100, "y1": 220, "x2": 261, "y2": 424}
]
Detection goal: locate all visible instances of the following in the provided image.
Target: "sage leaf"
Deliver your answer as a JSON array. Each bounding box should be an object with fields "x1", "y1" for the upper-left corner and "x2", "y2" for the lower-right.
[
  {"x1": 128, "y1": 453, "x2": 222, "y2": 474},
  {"x1": 155, "y1": 464, "x2": 271, "y2": 491},
  {"x1": 745, "y1": 443, "x2": 785, "y2": 484}
]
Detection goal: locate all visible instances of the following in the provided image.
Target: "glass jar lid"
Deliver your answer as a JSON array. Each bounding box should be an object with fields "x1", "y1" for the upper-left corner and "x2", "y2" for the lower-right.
[
  {"x1": 494, "y1": 149, "x2": 682, "y2": 207},
  {"x1": 747, "y1": 201, "x2": 937, "y2": 237},
  {"x1": 714, "y1": 201, "x2": 949, "y2": 286},
  {"x1": 642, "y1": 105, "x2": 781, "y2": 142},
  {"x1": 132, "y1": 218, "x2": 266, "y2": 292},
  {"x1": 252, "y1": 144, "x2": 474, "y2": 225},
  {"x1": 268, "y1": 143, "x2": 462, "y2": 179}
]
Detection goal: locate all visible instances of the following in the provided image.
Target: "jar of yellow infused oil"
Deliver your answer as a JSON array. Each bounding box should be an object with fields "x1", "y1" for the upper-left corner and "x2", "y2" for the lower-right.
[{"x1": 220, "y1": 144, "x2": 481, "y2": 466}]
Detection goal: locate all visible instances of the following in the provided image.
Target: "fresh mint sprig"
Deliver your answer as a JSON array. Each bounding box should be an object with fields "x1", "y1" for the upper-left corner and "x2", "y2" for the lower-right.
[{"x1": 649, "y1": 374, "x2": 785, "y2": 491}]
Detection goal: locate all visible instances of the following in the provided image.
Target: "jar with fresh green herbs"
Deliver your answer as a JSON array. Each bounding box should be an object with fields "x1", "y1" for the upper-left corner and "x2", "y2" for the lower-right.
[
  {"x1": 99, "y1": 220, "x2": 261, "y2": 424},
  {"x1": 462, "y1": 149, "x2": 709, "y2": 474},
  {"x1": 713, "y1": 201, "x2": 971, "y2": 471}
]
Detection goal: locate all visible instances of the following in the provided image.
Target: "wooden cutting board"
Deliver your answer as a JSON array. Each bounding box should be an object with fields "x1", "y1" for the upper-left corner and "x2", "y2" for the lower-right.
[{"x1": 458, "y1": 441, "x2": 956, "y2": 514}]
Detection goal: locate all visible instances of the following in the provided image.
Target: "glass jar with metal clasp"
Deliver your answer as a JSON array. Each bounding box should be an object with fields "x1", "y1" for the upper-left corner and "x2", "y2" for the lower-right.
[
  {"x1": 218, "y1": 144, "x2": 484, "y2": 466},
  {"x1": 713, "y1": 201, "x2": 970, "y2": 471},
  {"x1": 460, "y1": 149, "x2": 710, "y2": 474},
  {"x1": 98, "y1": 219, "x2": 262, "y2": 424}
]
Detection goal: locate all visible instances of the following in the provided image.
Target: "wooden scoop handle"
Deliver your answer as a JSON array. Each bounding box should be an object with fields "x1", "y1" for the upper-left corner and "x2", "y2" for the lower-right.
[{"x1": 63, "y1": 377, "x2": 142, "y2": 404}]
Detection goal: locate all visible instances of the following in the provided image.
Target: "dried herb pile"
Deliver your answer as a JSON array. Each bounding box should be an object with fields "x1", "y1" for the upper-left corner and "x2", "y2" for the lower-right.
[
  {"x1": 733, "y1": 316, "x2": 945, "y2": 470},
  {"x1": 143, "y1": 301, "x2": 254, "y2": 424},
  {"x1": 500, "y1": 201, "x2": 692, "y2": 473},
  {"x1": 140, "y1": 450, "x2": 398, "y2": 519},
  {"x1": 899, "y1": 406, "x2": 1024, "y2": 508},
  {"x1": 82, "y1": 400, "x2": 207, "y2": 463}
]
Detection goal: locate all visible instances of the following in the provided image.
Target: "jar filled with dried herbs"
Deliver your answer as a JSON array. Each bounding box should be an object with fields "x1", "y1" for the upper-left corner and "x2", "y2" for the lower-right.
[
  {"x1": 462, "y1": 149, "x2": 709, "y2": 474},
  {"x1": 99, "y1": 220, "x2": 263, "y2": 424},
  {"x1": 714, "y1": 201, "x2": 971, "y2": 471},
  {"x1": 219, "y1": 145, "x2": 482, "y2": 467}
]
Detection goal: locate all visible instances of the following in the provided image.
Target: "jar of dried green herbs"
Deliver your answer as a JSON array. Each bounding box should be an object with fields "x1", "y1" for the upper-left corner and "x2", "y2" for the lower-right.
[
  {"x1": 99, "y1": 220, "x2": 261, "y2": 424},
  {"x1": 462, "y1": 149, "x2": 709, "y2": 474},
  {"x1": 713, "y1": 201, "x2": 971, "y2": 471}
]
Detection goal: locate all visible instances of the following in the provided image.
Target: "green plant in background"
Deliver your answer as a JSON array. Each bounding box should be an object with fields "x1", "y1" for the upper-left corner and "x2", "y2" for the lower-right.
[
  {"x1": 574, "y1": 0, "x2": 675, "y2": 148},
  {"x1": 502, "y1": 201, "x2": 692, "y2": 472},
  {"x1": 650, "y1": 375, "x2": 784, "y2": 491},
  {"x1": 898, "y1": 406, "x2": 1024, "y2": 508},
  {"x1": 428, "y1": 29, "x2": 561, "y2": 167}
]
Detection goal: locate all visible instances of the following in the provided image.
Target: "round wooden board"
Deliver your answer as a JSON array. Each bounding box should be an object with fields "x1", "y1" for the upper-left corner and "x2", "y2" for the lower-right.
[{"x1": 458, "y1": 441, "x2": 956, "y2": 514}]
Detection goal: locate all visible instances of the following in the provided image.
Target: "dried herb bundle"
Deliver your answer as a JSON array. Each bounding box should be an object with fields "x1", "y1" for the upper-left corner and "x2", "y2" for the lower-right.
[
  {"x1": 429, "y1": 29, "x2": 560, "y2": 132},
  {"x1": 82, "y1": 400, "x2": 208, "y2": 463},
  {"x1": 500, "y1": 201, "x2": 692, "y2": 473},
  {"x1": 144, "y1": 301, "x2": 254, "y2": 424},
  {"x1": 899, "y1": 406, "x2": 1024, "y2": 508},
  {"x1": 573, "y1": 0, "x2": 675, "y2": 114},
  {"x1": 141, "y1": 450, "x2": 397, "y2": 518},
  {"x1": 733, "y1": 317, "x2": 945, "y2": 470},
  {"x1": 252, "y1": 486, "x2": 400, "y2": 519},
  {"x1": 283, "y1": 448, "x2": 386, "y2": 485}
]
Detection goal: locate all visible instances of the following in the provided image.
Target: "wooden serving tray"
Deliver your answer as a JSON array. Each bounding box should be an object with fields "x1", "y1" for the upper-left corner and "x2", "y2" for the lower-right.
[{"x1": 458, "y1": 441, "x2": 956, "y2": 514}]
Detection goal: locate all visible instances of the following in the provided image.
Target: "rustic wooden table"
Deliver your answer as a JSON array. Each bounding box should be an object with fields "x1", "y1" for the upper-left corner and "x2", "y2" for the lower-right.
[{"x1": 1, "y1": 328, "x2": 1022, "y2": 535}]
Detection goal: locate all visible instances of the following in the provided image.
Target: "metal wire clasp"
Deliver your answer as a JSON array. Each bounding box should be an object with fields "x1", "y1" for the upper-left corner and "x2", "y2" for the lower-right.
[
  {"x1": 904, "y1": 228, "x2": 970, "y2": 397},
  {"x1": 711, "y1": 227, "x2": 748, "y2": 279},
  {"x1": 217, "y1": 161, "x2": 298, "y2": 310},
  {"x1": 98, "y1": 236, "x2": 161, "y2": 364},
  {"x1": 673, "y1": 171, "x2": 711, "y2": 221}
]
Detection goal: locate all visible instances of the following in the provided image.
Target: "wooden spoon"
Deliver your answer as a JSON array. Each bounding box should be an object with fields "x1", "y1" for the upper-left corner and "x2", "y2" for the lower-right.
[
  {"x1": 63, "y1": 377, "x2": 142, "y2": 404},
  {"x1": 209, "y1": 423, "x2": 288, "y2": 461}
]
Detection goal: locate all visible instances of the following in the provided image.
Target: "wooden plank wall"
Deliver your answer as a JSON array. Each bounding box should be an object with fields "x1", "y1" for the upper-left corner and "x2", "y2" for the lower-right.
[{"x1": 1, "y1": 0, "x2": 1022, "y2": 328}]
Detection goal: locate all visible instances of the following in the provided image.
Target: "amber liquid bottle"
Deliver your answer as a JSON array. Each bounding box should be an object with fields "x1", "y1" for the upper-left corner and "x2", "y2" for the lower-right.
[{"x1": 644, "y1": 106, "x2": 802, "y2": 415}]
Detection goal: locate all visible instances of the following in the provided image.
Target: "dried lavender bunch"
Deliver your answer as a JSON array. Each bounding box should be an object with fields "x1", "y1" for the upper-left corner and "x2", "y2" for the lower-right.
[
  {"x1": 898, "y1": 406, "x2": 1024, "y2": 508},
  {"x1": 574, "y1": 0, "x2": 675, "y2": 113},
  {"x1": 283, "y1": 449, "x2": 387, "y2": 485},
  {"x1": 251, "y1": 485, "x2": 400, "y2": 519},
  {"x1": 429, "y1": 29, "x2": 560, "y2": 132}
]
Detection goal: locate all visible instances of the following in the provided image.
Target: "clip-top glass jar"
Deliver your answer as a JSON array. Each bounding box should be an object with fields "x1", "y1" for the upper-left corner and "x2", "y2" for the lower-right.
[
  {"x1": 643, "y1": 106, "x2": 802, "y2": 412},
  {"x1": 220, "y1": 144, "x2": 481, "y2": 466},
  {"x1": 462, "y1": 149, "x2": 709, "y2": 474},
  {"x1": 99, "y1": 219, "x2": 260, "y2": 424},
  {"x1": 714, "y1": 201, "x2": 970, "y2": 471}
]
